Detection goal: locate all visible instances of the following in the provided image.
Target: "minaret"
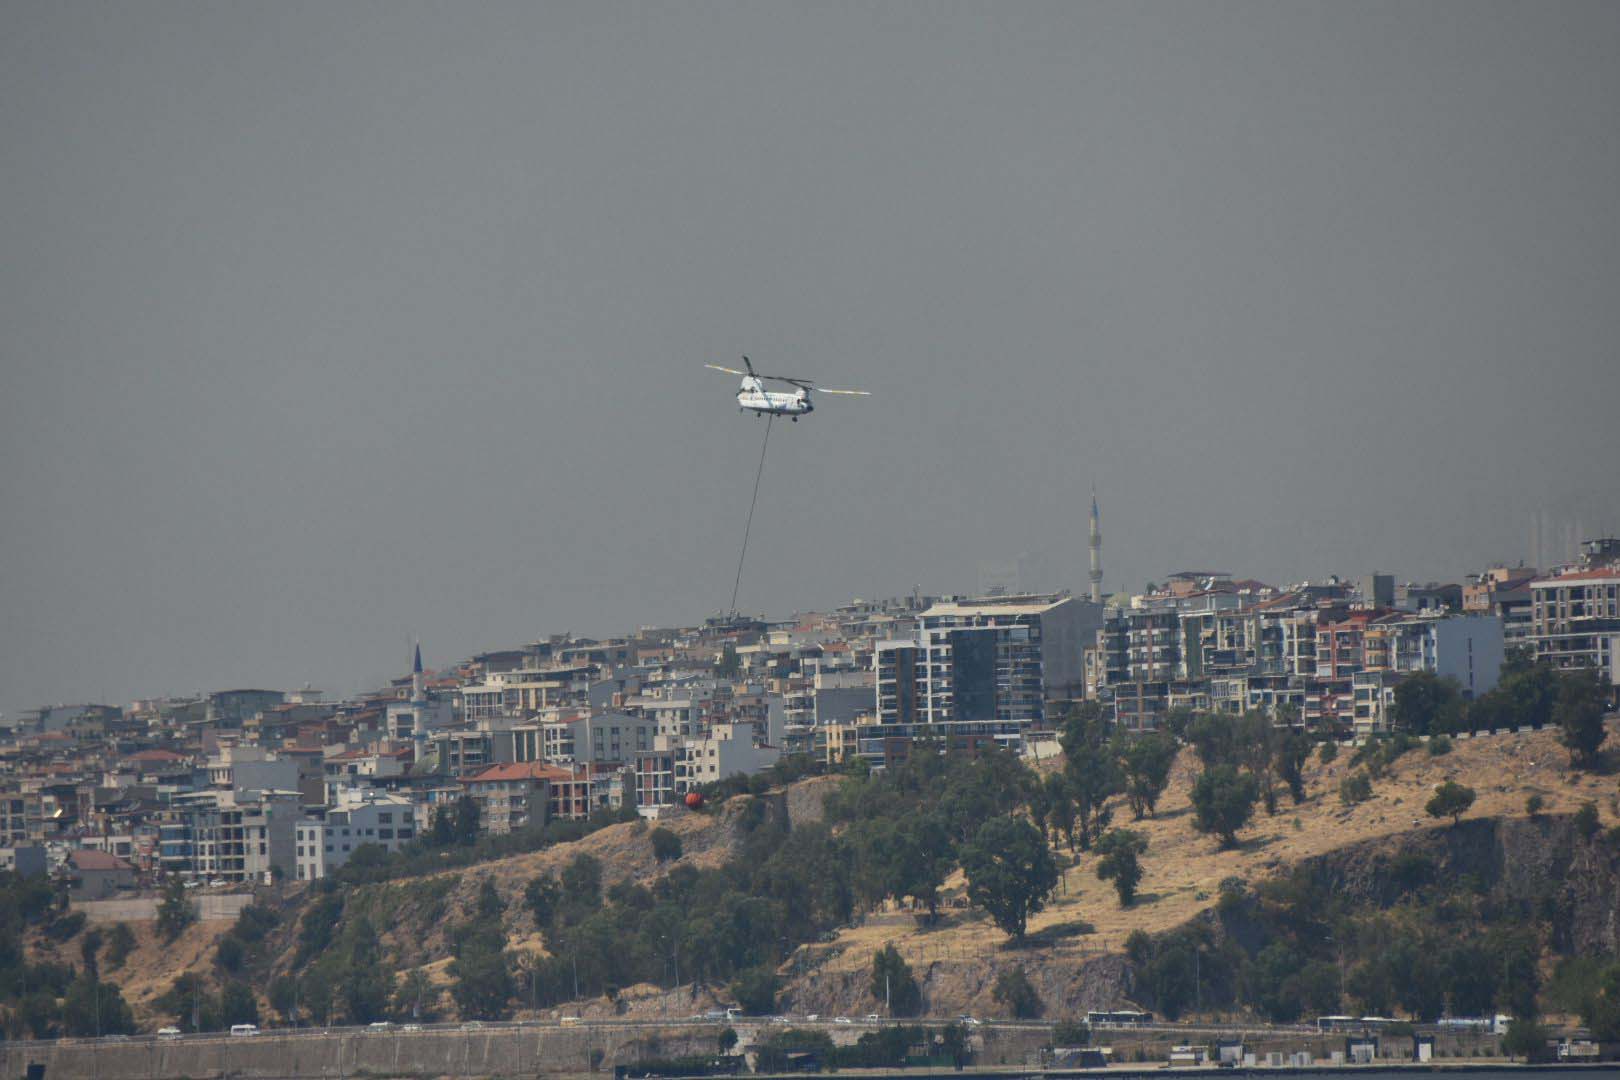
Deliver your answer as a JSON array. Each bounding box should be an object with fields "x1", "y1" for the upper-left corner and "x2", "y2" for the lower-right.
[
  {"x1": 411, "y1": 641, "x2": 425, "y2": 703},
  {"x1": 1088, "y1": 486, "x2": 1103, "y2": 604}
]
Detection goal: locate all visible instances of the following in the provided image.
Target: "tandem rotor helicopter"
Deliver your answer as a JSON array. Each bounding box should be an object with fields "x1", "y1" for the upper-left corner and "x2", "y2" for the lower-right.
[{"x1": 705, "y1": 356, "x2": 869, "y2": 420}]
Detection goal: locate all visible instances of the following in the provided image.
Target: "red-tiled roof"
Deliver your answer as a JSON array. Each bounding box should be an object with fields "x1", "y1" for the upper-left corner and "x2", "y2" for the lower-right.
[
  {"x1": 1533, "y1": 568, "x2": 1620, "y2": 585},
  {"x1": 125, "y1": 749, "x2": 187, "y2": 763},
  {"x1": 461, "y1": 761, "x2": 577, "y2": 784},
  {"x1": 68, "y1": 849, "x2": 135, "y2": 872}
]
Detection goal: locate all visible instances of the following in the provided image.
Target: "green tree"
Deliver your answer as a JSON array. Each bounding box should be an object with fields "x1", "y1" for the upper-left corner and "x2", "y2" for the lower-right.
[
  {"x1": 393, "y1": 968, "x2": 439, "y2": 1022},
  {"x1": 1189, "y1": 766, "x2": 1259, "y2": 849},
  {"x1": 1479, "y1": 657, "x2": 1559, "y2": 730},
  {"x1": 871, "y1": 944, "x2": 922, "y2": 1016},
  {"x1": 1117, "y1": 732, "x2": 1177, "y2": 819},
  {"x1": 715, "y1": 643, "x2": 742, "y2": 678},
  {"x1": 650, "y1": 827, "x2": 682, "y2": 863},
  {"x1": 219, "y1": 980, "x2": 259, "y2": 1027},
  {"x1": 718, "y1": 1026, "x2": 739, "y2": 1054},
  {"x1": 429, "y1": 804, "x2": 456, "y2": 846},
  {"x1": 888, "y1": 814, "x2": 953, "y2": 919},
  {"x1": 730, "y1": 966, "x2": 780, "y2": 1015},
  {"x1": 961, "y1": 817, "x2": 1059, "y2": 942},
  {"x1": 1578, "y1": 963, "x2": 1620, "y2": 1040},
  {"x1": 1555, "y1": 669, "x2": 1609, "y2": 768},
  {"x1": 156, "y1": 972, "x2": 220, "y2": 1032},
  {"x1": 156, "y1": 877, "x2": 195, "y2": 942},
  {"x1": 475, "y1": 876, "x2": 505, "y2": 921},
  {"x1": 524, "y1": 874, "x2": 560, "y2": 928},
  {"x1": 268, "y1": 975, "x2": 300, "y2": 1024},
  {"x1": 450, "y1": 943, "x2": 512, "y2": 1020},
  {"x1": 1236, "y1": 712, "x2": 1282, "y2": 814},
  {"x1": 1275, "y1": 728, "x2": 1311, "y2": 804},
  {"x1": 61, "y1": 977, "x2": 136, "y2": 1036},
  {"x1": 1059, "y1": 702, "x2": 1121, "y2": 849},
  {"x1": 559, "y1": 854, "x2": 603, "y2": 926},
  {"x1": 1094, "y1": 828, "x2": 1149, "y2": 906},
  {"x1": 1575, "y1": 800, "x2": 1601, "y2": 838},
  {"x1": 1392, "y1": 672, "x2": 1466, "y2": 736},
  {"x1": 1501, "y1": 1016, "x2": 1551, "y2": 1063},
  {"x1": 1163, "y1": 705, "x2": 1198, "y2": 740},
  {"x1": 1186, "y1": 713, "x2": 1241, "y2": 768},
  {"x1": 17, "y1": 991, "x2": 61, "y2": 1039},
  {"x1": 1339, "y1": 769, "x2": 1374, "y2": 805},
  {"x1": 452, "y1": 795, "x2": 482, "y2": 846},
  {"x1": 991, "y1": 965, "x2": 1042, "y2": 1018},
  {"x1": 1425, "y1": 781, "x2": 1476, "y2": 825},
  {"x1": 216, "y1": 933, "x2": 245, "y2": 972},
  {"x1": 105, "y1": 921, "x2": 136, "y2": 969},
  {"x1": 340, "y1": 916, "x2": 394, "y2": 1023},
  {"x1": 1248, "y1": 942, "x2": 1305, "y2": 1022},
  {"x1": 1045, "y1": 773, "x2": 1078, "y2": 852},
  {"x1": 79, "y1": 926, "x2": 103, "y2": 980}
]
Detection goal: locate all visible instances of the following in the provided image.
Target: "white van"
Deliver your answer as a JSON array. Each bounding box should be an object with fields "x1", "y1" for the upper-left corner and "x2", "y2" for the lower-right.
[
  {"x1": 230, "y1": 1024, "x2": 260, "y2": 1037},
  {"x1": 157, "y1": 1027, "x2": 182, "y2": 1040}
]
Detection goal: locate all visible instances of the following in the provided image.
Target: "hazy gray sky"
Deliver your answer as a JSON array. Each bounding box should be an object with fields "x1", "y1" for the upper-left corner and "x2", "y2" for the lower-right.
[{"x1": 3, "y1": 2, "x2": 1617, "y2": 715}]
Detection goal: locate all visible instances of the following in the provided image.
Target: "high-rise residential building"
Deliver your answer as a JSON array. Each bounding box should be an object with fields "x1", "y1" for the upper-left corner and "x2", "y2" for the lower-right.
[
  {"x1": 1529, "y1": 546, "x2": 1620, "y2": 687},
  {"x1": 914, "y1": 594, "x2": 1100, "y2": 727}
]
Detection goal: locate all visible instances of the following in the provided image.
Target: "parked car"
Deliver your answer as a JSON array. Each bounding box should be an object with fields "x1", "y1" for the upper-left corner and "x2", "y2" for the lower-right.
[
  {"x1": 369, "y1": 1021, "x2": 392, "y2": 1031},
  {"x1": 834, "y1": 1016, "x2": 852, "y2": 1025},
  {"x1": 402, "y1": 1023, "x2": 422, "y2": 1032},
  {"x1": 863, "y1": 1014, "x2": 881, "y2": 1022},
  {"x1": 157, "y1": 1027, "x2": 182, "y2": 1040}
]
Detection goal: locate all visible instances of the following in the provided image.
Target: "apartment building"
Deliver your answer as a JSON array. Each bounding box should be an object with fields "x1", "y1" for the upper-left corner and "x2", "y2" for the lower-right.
[
  {"x1": 159, "y1": 790, "x2": 299, "y2": 883},
  {"x1": 908, "y1": 594, "x2": 1101, "y2": 729},
  {"x1": 295, "y1": 790, "x2": 418, "y2": 880},
  {"x1": 1530, "y1": 559, "x2": 1620, "y2": 687}
]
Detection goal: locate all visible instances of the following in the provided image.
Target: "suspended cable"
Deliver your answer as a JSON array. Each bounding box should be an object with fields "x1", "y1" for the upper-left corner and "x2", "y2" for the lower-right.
[{"x1": 729, "y1": 413, "x2": 775, "y2": 615}]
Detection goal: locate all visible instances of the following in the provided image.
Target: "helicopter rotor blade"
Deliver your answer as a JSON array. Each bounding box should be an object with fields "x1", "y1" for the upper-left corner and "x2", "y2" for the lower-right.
[
  {"x1": 706, "y1": 363, "x2": 749, "y2": 377},
  {"x1": 818, "y1": 388, "x2": 871, "y2": 396}
]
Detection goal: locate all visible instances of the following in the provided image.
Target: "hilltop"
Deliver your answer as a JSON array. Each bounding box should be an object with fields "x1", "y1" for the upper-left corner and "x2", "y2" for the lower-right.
[
  {"x1": 29, "y1": 720, "x2": 1617, "y2": 1032},
  {"x1": 782, "y1": 721, "x2": 1619, "y2": 1017}
]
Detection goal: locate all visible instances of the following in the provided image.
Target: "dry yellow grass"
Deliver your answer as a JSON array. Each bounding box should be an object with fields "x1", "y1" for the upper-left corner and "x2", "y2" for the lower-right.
[{"x1": 806, "y1": 720, "x2": 1620, "y2": 974}]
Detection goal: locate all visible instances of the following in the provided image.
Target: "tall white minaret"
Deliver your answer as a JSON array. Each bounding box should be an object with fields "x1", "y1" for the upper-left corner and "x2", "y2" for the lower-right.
[
  {"x1": 1088, "y1": 485, "x2": 1103, "y2": 604},
  {"x1": 411, "y1": 640, "x2": 425, "y2": 703}
]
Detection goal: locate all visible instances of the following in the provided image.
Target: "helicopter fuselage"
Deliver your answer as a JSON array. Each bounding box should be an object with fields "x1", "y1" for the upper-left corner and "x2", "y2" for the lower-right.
[{"x1": 736, "y1": 377, "x2": 812, "y2": 417}]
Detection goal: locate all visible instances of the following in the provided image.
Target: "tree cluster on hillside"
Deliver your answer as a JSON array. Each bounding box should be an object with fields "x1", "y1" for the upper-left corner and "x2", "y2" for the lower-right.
[
  {"x1": 0, "y1": 871, "x2": 137, "y2": 1040},
  {"x1": 1126, "y1": 826, "x2": 1620, "y2": 1024},
  {"x1": 1395, "y1": 657, "x2": 1610, "y2": 769}
]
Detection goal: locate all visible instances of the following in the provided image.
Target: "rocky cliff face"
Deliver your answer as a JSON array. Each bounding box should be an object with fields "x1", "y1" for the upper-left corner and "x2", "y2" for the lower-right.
[
  {"x1": 1289, "y1": 813, "x2": 1620, "y2": 955},
  {"x1": 778, "y1": 813, "x2": 1620, "y2": 1021}
]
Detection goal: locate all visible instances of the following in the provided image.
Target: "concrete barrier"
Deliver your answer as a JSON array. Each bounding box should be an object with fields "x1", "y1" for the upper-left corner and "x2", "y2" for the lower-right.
[
  {"x1": 0, "y1": 1022, "x2": 720, "y2": 1079},
  {"x1": 73, "y1": 893, "x2": 254, "y2": 923}
]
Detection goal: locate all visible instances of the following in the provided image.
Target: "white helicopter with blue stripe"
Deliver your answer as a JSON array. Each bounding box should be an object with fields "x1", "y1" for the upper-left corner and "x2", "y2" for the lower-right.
[{"x1": 706, "y1": 357, "x2": 869, "y2": 420}]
